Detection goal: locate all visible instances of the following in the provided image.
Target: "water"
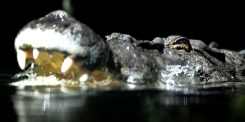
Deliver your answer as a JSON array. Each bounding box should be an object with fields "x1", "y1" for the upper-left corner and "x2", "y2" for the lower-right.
[{"x1": 1, "y1": 69, "x2": 245, "y2": 122}]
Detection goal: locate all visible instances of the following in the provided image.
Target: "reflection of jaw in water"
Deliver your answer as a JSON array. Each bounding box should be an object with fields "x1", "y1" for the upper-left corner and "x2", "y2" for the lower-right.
[{"x1": 13, "y1": 90, "x2": 87, "y2": 122}]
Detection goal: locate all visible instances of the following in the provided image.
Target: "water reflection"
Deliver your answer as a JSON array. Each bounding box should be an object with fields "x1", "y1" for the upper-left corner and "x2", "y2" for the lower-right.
[
  {"x1": 139, "y1": 92, "x2": 234, "y2": 122},
  {"x1": 13, "y1": 90, "x2": 87, "y2": 122},
  {"x1": 0, "y1": 86, "x2": 17, "y2": 122},
  {"x1": 1, "y1": 72, "x2": 245, "y2": 122},
  {"x1": 9, "y1": 88, "x2": 245, "y2": 122},
  {"x1": 3, "y1": 70, "x2": 245, "y2": 121}
]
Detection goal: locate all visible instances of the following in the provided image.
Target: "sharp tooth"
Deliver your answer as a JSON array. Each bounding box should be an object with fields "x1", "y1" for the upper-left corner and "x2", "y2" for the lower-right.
[
  {"x1": 105, "y1": 35, "x2": 112, "y2": 41},
  {"x1": 61, "y1": 57, "x2": 74, "y2": 73},
  {"x1": 17, "y1": 50, "x2": 27, "y2": 70},
  {"x1": 30, "y1": 63, "x2": 35, "y2": 69},
  {"x1": 33, "y1": 48, "x2": 39, "y2": 60},
  {"x1": 79, "y1": 74, "x2": 89, "y2": 83}
]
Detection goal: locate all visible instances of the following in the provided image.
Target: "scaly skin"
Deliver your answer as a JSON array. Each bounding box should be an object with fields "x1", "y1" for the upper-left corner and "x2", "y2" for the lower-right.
[
  {"x1": 106, "y1": 33, "x2": 242, "y2": 85},
  {"x1": 14, "y1": 10, "x2": 245, "y2": 87}
]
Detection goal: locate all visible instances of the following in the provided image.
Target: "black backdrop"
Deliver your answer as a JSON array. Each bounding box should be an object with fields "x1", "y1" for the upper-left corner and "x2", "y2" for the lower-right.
[{"x1": 1, "y1": 1, "x2": 244, "y2": 69}]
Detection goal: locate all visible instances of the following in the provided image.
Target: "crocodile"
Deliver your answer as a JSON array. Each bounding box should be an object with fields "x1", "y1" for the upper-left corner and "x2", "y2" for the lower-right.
[{"x1": 14, "y1": 10, "x2": 245, "y2": 89}]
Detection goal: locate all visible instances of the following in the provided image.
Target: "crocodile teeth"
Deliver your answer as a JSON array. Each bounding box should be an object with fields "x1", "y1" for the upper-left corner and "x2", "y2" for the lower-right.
[
  {"x1": 61, "y1": 57, "x2": 74, "y2": 73},
  {"x1": 79, "y1": 74, "x2": 89, "y2": 83},
  {"x1": 17, "y1": 50, "x2": 27, "y2": 70},
  {"x1": 33, "y1": 48, "x2": 39, "y2": 60}
]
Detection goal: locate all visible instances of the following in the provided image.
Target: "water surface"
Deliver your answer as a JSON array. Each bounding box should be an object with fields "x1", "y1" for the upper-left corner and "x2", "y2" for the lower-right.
[{"x1": 1, "y1": 69, "x2": 245, "y2": 122}]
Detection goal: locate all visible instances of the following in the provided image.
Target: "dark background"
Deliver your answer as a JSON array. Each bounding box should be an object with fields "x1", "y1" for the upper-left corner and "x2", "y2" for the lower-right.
[
  {"x1": 1, "y1": 1, "x2": 244, "y2": 69},
  {"x1": 0, "y1": 2, "x2": 244, "y2": 122}
]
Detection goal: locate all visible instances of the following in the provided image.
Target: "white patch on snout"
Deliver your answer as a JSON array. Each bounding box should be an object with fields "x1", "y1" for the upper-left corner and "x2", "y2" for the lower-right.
[{"x1": 15, "y1": 28, "x2": 88, "y2": 55}]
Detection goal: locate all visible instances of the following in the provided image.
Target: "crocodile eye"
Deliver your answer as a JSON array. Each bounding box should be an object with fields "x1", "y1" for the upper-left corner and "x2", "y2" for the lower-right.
[{"x1": 166, "y1": 35, "x2": 192, "y2": 52}]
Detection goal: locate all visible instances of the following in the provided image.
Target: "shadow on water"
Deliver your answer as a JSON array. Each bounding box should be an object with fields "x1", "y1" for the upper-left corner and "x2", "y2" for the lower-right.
[{"x1": 1, "y1": 70, "x2": 245, "y2": 122}]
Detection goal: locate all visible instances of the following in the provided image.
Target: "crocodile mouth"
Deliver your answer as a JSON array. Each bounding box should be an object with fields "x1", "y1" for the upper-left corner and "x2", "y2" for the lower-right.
[
  {"x1": 14, "y1": 10, "x2": 110, "y2": 85},
  {"x1": 16, "y1": 46, "x2": 109, "y2": 84}
]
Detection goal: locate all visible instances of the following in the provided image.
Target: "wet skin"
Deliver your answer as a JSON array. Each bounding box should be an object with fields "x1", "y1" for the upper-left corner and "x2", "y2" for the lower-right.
[
  {"x1": 15, "y1": 10, "x2": 109, "y2": 83},
  {"x1": 14, "y1": 10, "x2": 245, "y2": 86}
]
